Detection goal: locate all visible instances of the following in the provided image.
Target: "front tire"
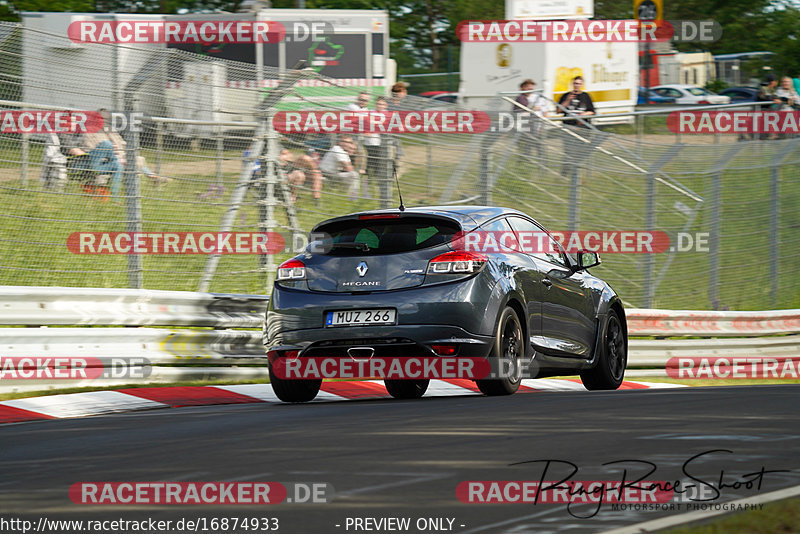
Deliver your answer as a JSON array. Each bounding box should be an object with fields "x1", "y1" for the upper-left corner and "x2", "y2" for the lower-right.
[
  {"x1": 476, "y1": 307, "x2": 523, "y2": 396},
  {"x1": 580, "y1": 309, "x2": 627, "y2": 390},
  {"x1": 269, "y1": 363, "x2": 322, "y2": 402},
  {"x1": 384, "y1": 379, "x2": 429, "y2": 399}
]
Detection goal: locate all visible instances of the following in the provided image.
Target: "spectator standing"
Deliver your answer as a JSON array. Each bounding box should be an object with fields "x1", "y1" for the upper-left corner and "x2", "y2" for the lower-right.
[
  {"x1": 758, "y1": 74, "x2": 779, "y2": 107},
  {"x1": 557, "y1": 76, "x2": 595, "y2": 127},
  {"x1": 363, "y1": 96, "x2": 389, "y2": 199},
  {"x1": 386, "y1": 82, "x2": 409, "y2": 182},
  {"x1": 775, "y1": 76, "x2": 800, "y2": 110},
  {"x1": 344, "y1": 92, "x2": 370, "y2": 176},
  {"x1": 557, "y1": 76, "x2": 595, "y2": 183},
  {"x1": 513, "y1": 78, "x2": 547, "y2": 161}
]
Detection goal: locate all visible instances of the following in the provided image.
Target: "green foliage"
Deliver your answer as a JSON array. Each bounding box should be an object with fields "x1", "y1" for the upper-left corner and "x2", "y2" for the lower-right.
[{"x1": 705, "y1": 78, "x2": 728, "y2": 93}]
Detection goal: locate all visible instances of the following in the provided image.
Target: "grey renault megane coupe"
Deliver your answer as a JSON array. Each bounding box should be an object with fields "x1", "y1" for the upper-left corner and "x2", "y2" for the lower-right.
[{"x1": 264, "y1": 206, "x2": 627, "y2": 402}]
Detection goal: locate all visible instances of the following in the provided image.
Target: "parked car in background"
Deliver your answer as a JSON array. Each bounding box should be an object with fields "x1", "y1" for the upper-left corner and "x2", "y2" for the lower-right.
[
  {"x1": 651, "y1": 84, "x2": 731, "y2": 105},
  {"x1": 637, "y1": 86, "x2": 677, "y2": 105},
  {"x1": 717, "y1": 86, "x2": 762, "y2": 103}
]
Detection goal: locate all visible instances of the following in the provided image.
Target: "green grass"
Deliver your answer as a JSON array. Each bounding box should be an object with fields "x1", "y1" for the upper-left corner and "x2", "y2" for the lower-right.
[
  {"x1": 662, "y1": 497, "x2": 800, "y2": 534},
  {"x1": 1, "y1": 132, "x2": 799, "y2": 308}
]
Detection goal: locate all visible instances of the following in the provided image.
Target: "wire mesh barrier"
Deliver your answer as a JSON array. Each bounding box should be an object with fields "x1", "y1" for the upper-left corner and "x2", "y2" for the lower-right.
[{"x1": 0, "y1": 22, "x2": 798, "y2": 310}]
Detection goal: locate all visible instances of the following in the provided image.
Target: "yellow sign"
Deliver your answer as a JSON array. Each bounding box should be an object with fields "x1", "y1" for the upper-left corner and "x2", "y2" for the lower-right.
[
  {"x1": 554, "y1": 67, "x2": 584, "y2": 93},
  {"x1": 634, "y1": 0, "x2": 662, "y2": 21},
  {"x1": 553, "y1": 89, "x2": 631, "y2": 103}
]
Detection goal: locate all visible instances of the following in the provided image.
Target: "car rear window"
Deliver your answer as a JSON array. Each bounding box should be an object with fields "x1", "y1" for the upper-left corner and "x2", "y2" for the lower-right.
[{"x1": 316, "y1": 217, "x2": 461, "y2": 256}]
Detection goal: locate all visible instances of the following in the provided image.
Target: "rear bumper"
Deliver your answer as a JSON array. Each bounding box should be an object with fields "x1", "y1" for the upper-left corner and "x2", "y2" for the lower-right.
[
  {"x1": 267, "y1": 324, "x2": 494, "y2": 361},
  {"x1": 265, "y1": 276, "x2": 498, "y2": 358}
]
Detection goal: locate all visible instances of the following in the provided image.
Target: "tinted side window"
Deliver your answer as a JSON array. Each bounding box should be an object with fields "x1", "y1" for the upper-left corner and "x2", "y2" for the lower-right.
[
  {"x1": 480, "y1": 218, "x2": 512, "y2": 232},
  {"x1": 506, "y1": 216, "x2": 567, "y2": 267}
]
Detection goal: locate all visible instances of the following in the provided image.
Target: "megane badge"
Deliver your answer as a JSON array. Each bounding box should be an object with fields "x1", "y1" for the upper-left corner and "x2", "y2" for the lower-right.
[{"x1": 356, "y1": 262, "x2": 368, "y2": 277}]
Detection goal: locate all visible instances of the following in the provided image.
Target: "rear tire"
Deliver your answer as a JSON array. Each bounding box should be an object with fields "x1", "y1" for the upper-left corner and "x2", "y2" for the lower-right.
[
  {"x1": 580, "y1": 309, "x2": 627, "y2": 390},
  {"x1": 476, "y1": 307, "x2": 523, "y2": 396},
  {"x1": 385, "y1": 379, "x2": 429, "y2": 399},
  {"x1": 269, "y1": 363, "x2": 322, "y2": 402}
]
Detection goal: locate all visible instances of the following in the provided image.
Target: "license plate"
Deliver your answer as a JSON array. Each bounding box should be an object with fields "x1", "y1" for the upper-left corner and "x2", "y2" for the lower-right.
[{"x1": 326, "y1": 309, "x2": 396, "y2": 327}]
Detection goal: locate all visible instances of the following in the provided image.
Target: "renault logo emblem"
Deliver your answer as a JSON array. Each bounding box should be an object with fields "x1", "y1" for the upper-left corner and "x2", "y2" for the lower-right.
[{"x1": 356, "y1": 262, "x2": 368, "y2": 277}]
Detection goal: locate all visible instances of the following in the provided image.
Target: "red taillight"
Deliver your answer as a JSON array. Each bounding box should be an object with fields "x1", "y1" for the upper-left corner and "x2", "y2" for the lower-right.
[
  {"x1": 277, "y1": 259, "x2": 306, "y2": 281},
  {"x1": 431, "y1": 344, "x2": 458, "y2": 355},
  {"x1": 697, "y1": 100, "x2": 710, "y2": 105},
  {"x1": 267, "y1": 350, "x2": 299, "y2": 364},
  {"x1": 427, "y1": 251, "x2": 487, "y2": 274},
  {"x1": 359, "y1": 213, "x2": 402, "y2": 220}
]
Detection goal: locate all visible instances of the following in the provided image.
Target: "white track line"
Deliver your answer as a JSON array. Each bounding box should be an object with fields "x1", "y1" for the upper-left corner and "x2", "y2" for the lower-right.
[{"x1": 602, "y1": 483, "x2": 800, "y2": 534}]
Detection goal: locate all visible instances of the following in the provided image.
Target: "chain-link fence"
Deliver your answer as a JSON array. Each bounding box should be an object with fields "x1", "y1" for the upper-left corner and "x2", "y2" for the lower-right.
[{"x1": 0, "y1": 22, "x2": 798, "y2": 310}]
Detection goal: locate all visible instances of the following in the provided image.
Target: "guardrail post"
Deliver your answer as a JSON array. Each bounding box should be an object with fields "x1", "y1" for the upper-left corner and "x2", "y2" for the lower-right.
[
  {"x1": 642, "y1": 143, "x2": 684, "y2": 307},
  {"x1": 155, "y1": 121, "x2": 163, "y2": 176},
  {"x1": 636, "y1": 113, "x2": 643, "y2": 156},
  {"x1": 124, "y1": 110, "x2": 143, "y2": 289},
  {"x1": 644, "y1": 172, "x2": 655, "y2": 306},
  {"x1": 262, "y1": 112, "x2": 278, "y2": 290},
  {"x1": 771, "y1": 165, "x2": 779, "y2": 306},
  {"x1": 21, "y1": 132, "x2": 29, "y2": 187},
  {"x1": 479, "y1": 148, "x2": 490, "y2": 204},
  {"x1": 568, "y1": 169, "x2": 579, "y2": 232},
  {"x1": 215, "y1": 124, "x2": 224, "y2": 189},
  {"x1": 767, "y1": 142, "x2": 796, "y2": 306},
  {"x1": 707, "y1": 144, "x2": 746, "y2": 309},
  {"x1": 426, "y1": 133, "x2": 432, "y2": 196}
]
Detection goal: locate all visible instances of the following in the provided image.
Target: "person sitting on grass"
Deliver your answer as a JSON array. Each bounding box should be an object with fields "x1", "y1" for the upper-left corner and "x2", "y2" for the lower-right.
[
  {"x1": 319, "y1": 135, "x2": 364, "y2": 201},
  {"x1": 64, "y1": 109, "x2": 166, "y2": 201},
  {"x1": 278, "y1": 149, "x2": 322, "y2": 204}
]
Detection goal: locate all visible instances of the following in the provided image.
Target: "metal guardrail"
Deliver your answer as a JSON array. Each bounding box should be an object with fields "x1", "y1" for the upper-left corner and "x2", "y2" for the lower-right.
[
  {"x1": 627, "y1": 308, "x2": 800, "y2": 337},
  {"x1": 0, "y1": 286, "x2": 268, "y2": 327},
  {"x1": 628, "y1": 335, "x2": 800, "y2": 367},
  {"x1": 1, "y1": 287, "x2": 798, "y2": 390}
]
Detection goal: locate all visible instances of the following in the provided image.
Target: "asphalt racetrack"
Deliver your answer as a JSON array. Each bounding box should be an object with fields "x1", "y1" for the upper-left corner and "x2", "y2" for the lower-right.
[{"x1": 1, "y1": 385, "x2": 798, "y2": 534}]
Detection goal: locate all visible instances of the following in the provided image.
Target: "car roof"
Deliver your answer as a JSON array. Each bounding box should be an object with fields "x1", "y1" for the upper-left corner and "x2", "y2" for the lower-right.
[
  {"x1": 312, "y1": 205, "x2": 532, "y2": 232},
  {"x1": 653, "y1": 84, "x2": 697, "y2": 89}
]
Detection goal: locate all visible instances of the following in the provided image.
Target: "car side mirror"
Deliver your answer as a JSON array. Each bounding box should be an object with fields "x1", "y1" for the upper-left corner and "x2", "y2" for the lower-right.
[{"x1": 576, "y1": 250, "x2": 601, "y2": 271}]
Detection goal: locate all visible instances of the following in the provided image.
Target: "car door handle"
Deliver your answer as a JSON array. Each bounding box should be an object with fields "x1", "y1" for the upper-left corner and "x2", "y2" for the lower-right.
[{"x1": 542, "y1": 278, "x2": 553, "y2": 288}]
